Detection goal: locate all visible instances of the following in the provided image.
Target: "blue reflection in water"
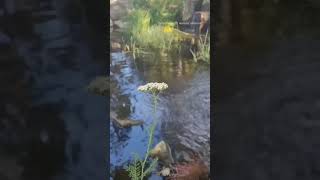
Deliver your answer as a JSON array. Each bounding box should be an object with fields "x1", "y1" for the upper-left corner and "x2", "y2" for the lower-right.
[{"x1": 110, "y1": 52, "x2": 165, "y2": 168}]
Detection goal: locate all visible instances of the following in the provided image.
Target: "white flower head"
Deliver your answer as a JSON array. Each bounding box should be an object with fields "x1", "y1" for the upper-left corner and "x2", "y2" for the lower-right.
[{"x1": 137, "y1": 82, "x2": 168, "y2": 94}]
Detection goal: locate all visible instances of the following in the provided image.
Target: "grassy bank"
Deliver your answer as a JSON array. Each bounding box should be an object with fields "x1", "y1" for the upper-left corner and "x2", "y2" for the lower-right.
[{"x1": 119, "y1": 0, "x2": 210, "y2": 60}]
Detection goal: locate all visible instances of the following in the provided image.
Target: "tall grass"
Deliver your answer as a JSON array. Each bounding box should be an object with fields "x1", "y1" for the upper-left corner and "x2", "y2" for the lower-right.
[
  {"x1": 131, "y1": 0, "x2": 183, "y2": 24},
  {"x1": 124, "y1": 9, "x2": 151, "y2": 39},
  {"x1": 123, "y1": 10, "x2": 182, "y2": 54},
  {"x1": 121, "y1": 0, "x2": 210, "y2": 62},
  {"x1": 190, "y1": 30, "x2": 210, "y2": 63},
  {"x1": 122, "y1": 0, "x2": 184, "y2": 55}
]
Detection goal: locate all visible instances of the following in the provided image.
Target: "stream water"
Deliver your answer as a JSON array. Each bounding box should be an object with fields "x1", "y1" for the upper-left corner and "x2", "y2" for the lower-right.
[{"x1": 110, "y1": 34, "x2": 211, "y2": 179}]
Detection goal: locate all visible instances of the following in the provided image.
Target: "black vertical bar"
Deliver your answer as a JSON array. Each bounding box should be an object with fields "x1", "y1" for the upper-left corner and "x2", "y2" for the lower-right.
[{"x1": 106, "y1": 0, "x2": 111, "y2": 179}]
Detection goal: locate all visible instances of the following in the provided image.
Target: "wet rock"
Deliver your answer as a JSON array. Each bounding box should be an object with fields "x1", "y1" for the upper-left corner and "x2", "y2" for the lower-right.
[
  {"x1": 110, "y1": 111, "x2": 143, "y2": 128},
  {"x1": 110, "y1": 0, "x2": 131, "y2": 22},
  {"x1": 113, "y1": 117, "x2": 144, "y2": 128},
  {"x1": 113, "y1": 20, "x2": 128, "y2": 29},
  {"x1": 111, "y1": 42, "x2": 121, "y2": 52},
  {"x1": 86, "y1": 76, "x2": 109, "y2": 96},
  {"x1": 149, "y1": 141, "x2": 174, "y2": 167}
]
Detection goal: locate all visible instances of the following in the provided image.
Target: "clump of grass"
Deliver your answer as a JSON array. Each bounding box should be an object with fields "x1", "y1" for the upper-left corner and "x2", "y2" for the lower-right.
[
  {"x1": 137, "y1": 25, "x2": 180, "y2": 51},
  {"x1": 121, "y1": 0, "x2": 210, "y2": 62},
  {"x1": 190, "y1": 31, "x2": 210, "y2": 63},
  {"x1": 126, "y1": 82, "x2": 169, "y2": 180},
  {"x1": 124, "y1": 36, "x2": 153, "y2": 59},
  {"x1": 124, "y1": 21, "x2": 182, "y2": 55},
  {"x1": 131, "y1": 0, "x2": 183, "y2": 24},
  {"x1": 121, "y1": 0, "x2": 185, "y2": 56},
  {"x1": 124, "y1": 9, "x2": 151, "y2": 39}
]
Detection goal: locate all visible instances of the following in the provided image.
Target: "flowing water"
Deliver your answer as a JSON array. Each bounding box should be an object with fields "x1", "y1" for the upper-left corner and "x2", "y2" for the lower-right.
[{"x1": 110, "y1": 35, "x2": 211, "y2": 178}]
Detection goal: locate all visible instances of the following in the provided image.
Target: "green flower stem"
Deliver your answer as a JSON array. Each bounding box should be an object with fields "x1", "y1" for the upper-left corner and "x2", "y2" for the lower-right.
[{"x1": 140, "y1": 92, "x2": 158, "y2": 180}]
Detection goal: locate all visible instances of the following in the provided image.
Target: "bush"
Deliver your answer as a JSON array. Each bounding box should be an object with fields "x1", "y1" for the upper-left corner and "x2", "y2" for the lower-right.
[
  {"x1": 131, "y1": 0, "x2": 183, "y2": 24},
  {"x1": 123, "y1": 9, "x2": 182, "y2": 54}
]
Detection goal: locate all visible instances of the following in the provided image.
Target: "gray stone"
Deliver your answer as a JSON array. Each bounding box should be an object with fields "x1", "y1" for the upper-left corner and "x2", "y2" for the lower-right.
[
  {"x1": 110, "y1": 0, "x2": 131, "y2": 22},
  {"x1": 110, "y1": 111, "x2": 144, "y2": 128},
  {"x1": 149, "y1": 141, "x2": 174, "y2": 166}
]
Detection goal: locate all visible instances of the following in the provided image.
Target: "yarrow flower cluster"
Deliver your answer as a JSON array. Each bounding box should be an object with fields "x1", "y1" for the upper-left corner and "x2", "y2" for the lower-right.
[{"x1": 137, "y1": 82, "x2": 168, "y2": 94}]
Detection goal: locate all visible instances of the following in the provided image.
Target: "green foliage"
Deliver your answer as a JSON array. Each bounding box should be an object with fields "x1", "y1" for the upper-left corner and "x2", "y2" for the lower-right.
[
  {"x1": 126, "y1": 156, "x2": 158, "y2": 180},
  {"x1": 122, "y1": 0, "x2": 184, "y2": 55},
  {"x1": 127, "y1": 154, "x2": 143, "y2": 180},
  {"x1": 124, "y1": 9, "x2": 151, "y2": 39},
  {"x1": 131, "y1": 0, "x2": 183, "y2": 24},
  {"x1": 190, "y1": 31, "x2": 210, "y2": 63},
  {"x1": 119, "y1": 0, "x2": 211, "y2": 63},
  {"x1": 124, "y1": 24, "x2": 182, "y2": 55},
  {"x1": 137, "y1": 26, "x2": 178, "y2": 51}
]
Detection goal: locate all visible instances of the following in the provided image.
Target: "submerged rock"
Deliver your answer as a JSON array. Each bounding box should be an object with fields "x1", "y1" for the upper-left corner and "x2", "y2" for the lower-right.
[
  {"x1": 149, "y1": 141, "x2": 174, "y2": 167},
  {"x1": 86, "y1": 76, "x2": 109, "y2": 96},
  {"x1": 111, "y1": 42, "x2": 122, "y2": 52},
  {"x1": 110, "y1": 111, "x2": 144, "y2": 128}
]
